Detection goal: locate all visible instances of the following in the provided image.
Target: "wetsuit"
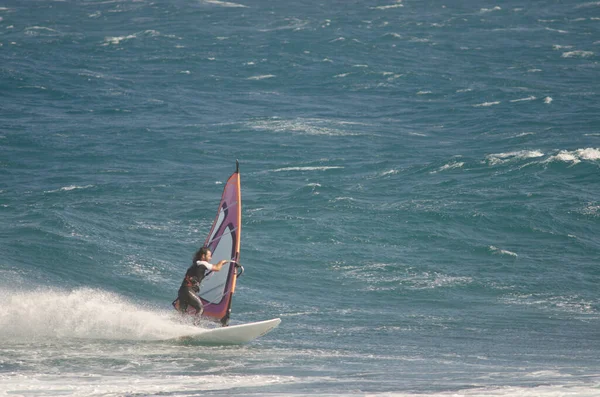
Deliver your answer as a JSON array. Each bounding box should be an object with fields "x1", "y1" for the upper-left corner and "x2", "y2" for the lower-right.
[{"x1": 177, "y1": 260, "x2": 213, "y2": 315}]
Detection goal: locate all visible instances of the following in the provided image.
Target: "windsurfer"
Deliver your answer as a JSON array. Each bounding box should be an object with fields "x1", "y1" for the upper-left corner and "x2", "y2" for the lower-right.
[{"x1": 177, "y1": 246, "x2": 231, "y2": 316}]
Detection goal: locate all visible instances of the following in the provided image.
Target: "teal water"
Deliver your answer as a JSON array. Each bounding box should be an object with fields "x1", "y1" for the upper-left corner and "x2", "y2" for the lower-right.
[{"x1": 1, "y1": 0, "x2": 600, "y2": 395}]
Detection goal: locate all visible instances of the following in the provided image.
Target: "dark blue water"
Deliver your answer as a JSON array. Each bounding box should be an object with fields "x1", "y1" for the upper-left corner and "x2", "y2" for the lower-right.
[{"x1": 1, "y1": 0, "x2": 599, "y2": 395}]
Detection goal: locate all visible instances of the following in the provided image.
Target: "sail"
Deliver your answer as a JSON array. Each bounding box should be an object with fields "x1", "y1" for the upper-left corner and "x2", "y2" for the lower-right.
[
  {"x1": 172, "y1": 161, "x2": 242, "y2": 326},
  {"x1": 198, "y1": 161, "x2": 242, "y2": 325}
]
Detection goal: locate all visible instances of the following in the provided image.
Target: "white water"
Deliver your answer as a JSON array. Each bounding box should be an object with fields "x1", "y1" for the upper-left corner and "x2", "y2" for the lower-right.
[{"x1": 0, "y1": 287, "x2": 199, "y2": 341}]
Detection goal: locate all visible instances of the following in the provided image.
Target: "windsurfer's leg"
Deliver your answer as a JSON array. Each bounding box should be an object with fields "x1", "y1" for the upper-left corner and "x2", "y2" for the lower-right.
[
  {"x1": 177, "y1": 287, "x2": 190, "y2": 314},
  {"x1": 179, "y1": 300, "x2": 189, "y2": 313},
  {"x1": 186, "y1": 289, "x2": 204, "y2": 316}
]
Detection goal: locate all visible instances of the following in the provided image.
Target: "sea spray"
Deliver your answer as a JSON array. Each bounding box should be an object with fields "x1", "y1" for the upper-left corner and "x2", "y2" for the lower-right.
[{"x1": 0, "y1": 288, "x2": 198, "y2": 341}]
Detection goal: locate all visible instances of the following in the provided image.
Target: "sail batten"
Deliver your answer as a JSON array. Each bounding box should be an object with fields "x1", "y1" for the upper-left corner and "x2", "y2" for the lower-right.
[
  {"x1": 207, "y1": 226, "x2": 239, "y2": 245},
  {"x1": 218, "y1": 200, "x2": 239, "y2": 214}
]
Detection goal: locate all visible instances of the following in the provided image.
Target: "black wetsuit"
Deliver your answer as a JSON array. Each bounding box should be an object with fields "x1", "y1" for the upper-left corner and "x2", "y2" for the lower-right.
[{"x1": 177, "y1": 261, "x2": 211, "y2": 315}]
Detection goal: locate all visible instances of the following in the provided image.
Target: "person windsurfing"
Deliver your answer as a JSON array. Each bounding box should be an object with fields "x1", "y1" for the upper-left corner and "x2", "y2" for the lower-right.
[{"x1": 176, "y1": 246, "x2": 233, "y2": 317}]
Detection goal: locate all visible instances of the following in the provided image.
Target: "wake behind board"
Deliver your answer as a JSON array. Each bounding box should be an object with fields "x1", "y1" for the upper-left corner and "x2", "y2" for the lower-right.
[{"x1": 175, "y1": 318, "x2": 281, "y2": 345}]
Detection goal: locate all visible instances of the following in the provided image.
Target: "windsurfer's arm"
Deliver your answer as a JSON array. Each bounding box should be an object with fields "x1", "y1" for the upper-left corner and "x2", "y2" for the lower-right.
[{"x1": 212, "y1": 259, "x2": 233, "y2": 271}]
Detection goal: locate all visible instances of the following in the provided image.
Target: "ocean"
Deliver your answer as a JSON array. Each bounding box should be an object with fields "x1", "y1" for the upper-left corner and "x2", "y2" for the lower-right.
[{"x1": 1, "y1": 0, "x2": 599, "y2": 395}]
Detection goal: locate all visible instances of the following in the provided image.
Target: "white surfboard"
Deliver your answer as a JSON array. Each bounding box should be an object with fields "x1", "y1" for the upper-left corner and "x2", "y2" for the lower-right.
[{"x1": 176, "y1": 318, "x2": 281, "y2": 345}]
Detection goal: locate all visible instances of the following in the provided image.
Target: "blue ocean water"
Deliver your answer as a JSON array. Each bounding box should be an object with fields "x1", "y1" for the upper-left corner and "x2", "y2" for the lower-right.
[{"x1": 1, "y1": 0, "x2": 600, "y2": 395}]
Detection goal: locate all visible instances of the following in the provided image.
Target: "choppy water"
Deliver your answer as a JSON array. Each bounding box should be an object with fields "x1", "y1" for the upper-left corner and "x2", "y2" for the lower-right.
[{"x1": 1, "y1": 0, "x2": 600, "y2": 396}]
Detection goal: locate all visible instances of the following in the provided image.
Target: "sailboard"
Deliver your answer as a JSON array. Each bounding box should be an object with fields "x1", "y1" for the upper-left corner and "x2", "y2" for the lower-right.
[
  {"x1": 172, "y1": 161, "x2": 280, "y2": 343},
  {"x1": 175, "y1": 318, "x2": 282, "y2": 345}
]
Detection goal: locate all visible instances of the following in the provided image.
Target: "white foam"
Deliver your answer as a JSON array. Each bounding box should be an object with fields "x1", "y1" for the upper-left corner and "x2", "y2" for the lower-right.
[
  {"x1": 272, "y1": 166, "x2": 343, "y2": 172},
  {"x1": 576, "y1": 148, "x2": 600, "y2": 160},
  {"x1": 486, "y1": 150, "x2": 544, "y2": 165},
  {"x1": 489, "y1": 245, "x2": 518, "y2": 257},
  {"x1": 0, "y1": 374, "x2": 296, "y2": 396},
  {"x1": 426, "y1": 385, "x2": 600, "y2": 397},
  {"x1": 381, "y1": 169, "x2": 399, "y2": 176},
  {"x1": 480, "y1": 6, "x2": 502, "y2": 13},
  {"x1": 247, "y1": 74, "x2": 275, "y2": 80},
  {"x1": 546, "y1": 148, "x2": 600, "y2": 164},
  {"x1": 551, "y1": 150, "x2": 581, "y2": 164},
  {"x1": 545, "y1": 27, "x2": 569, "y2": 34},
  {"x1": 372, "y1": 1, "x2": 404, "y2": 10},
  {"x1": 409, "y1": 37, "x2": 430, "y2": 43},
  {"x1": 562, "y1": 50, "x2": 595, "y2": 58},
  {"x1": 383, "y1": 33, "x2": 403, "y2": 39},
  {"x1": 247, "y1": 118, "x2": 359, "y2": 136},
  {"x1": 502, "y1": 292, "x2": 597, "y2": 315},
  {"x1": 544, "y1": 96, "x2": 553, "y2": 104},
  {"x1": 103, "y1": 33, "x2": 137, "y2": 45},
  {"x1": 44, "y1": 185, "x2": 94, "y2": 193},
  {"x1": 0, "y1": 288, "x2": 200, "y2": 341},
  {"x1": 581, "y1": 203, "x2": 600, "y2": 217},
  {"x1": 430, "y1": 162, "x2": 464, "y2": 174},
  {"x1": 474, "y1": 101, "x2": 501, "y2": 107},
  {"x1": 102, "y1": 30, "x2": 179, "y2": 46},
  {"x1": 513, "y1": 131, "x2": 536, "y2": 138},
  {"x1": 331, "y1": 196, "x2": 355, "y2": 202},
  {"x1": 25, "y1": 26, "x2": 59, "y2": 33},
  {"x1": 340, "y1": 263, "x2": 473, "y2": 291},
  {"x1": 404, "y1": 272, "x2": 473, "y2": 290},
  {"x1": 510, "y1": 96, "x2": 537, "y2": 102},
  {"x1": 202, "y1": 0, "x2": 248, "y2": 7}
]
